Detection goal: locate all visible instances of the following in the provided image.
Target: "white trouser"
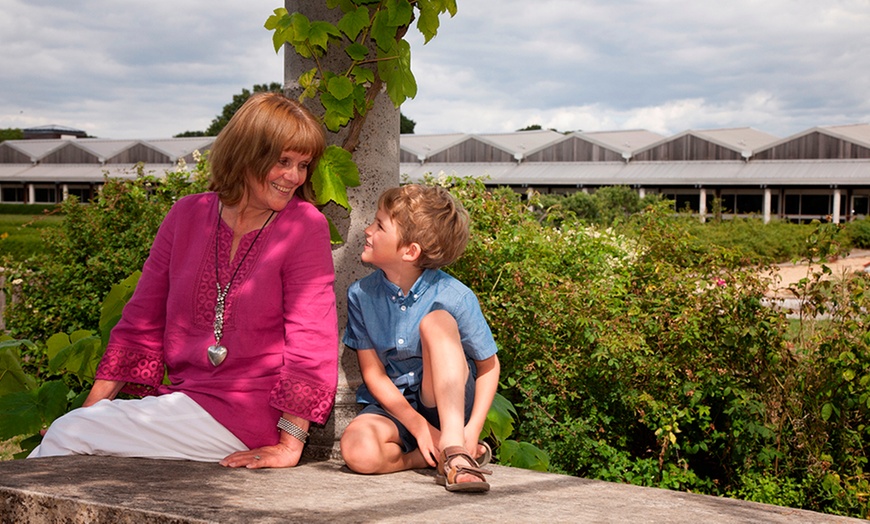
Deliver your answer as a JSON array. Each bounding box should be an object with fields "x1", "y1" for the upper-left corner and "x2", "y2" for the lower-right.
[{"x1": 28, "y1": 392, "x2": 248, "y2": 462}]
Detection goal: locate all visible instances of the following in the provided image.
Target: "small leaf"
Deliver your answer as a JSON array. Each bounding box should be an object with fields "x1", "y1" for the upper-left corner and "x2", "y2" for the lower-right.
[
  {"x1": 327, "y1": 76, "x2": 355, "y2": 101},
  {"x1": 345, "y1": 43, "x2": 370, "y2": 62},
  {"x1": 351, "y1": 65, "x2": 375, "y2": 84},
  {"x1": 821, "y1": 402, "x2": 833, "y2": 421},
  {"x1": 337, "y1": 6, "x2": 369, "y2": 41}
]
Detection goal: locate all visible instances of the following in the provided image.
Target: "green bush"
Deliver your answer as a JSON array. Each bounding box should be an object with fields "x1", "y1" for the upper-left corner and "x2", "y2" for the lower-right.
[
  {"x1": 446, "y1": 179, "x2": 870, "y2": 518},
  {"x1": 845, "y1": 217, "x2": 870, "y2": 249},
  {"x1": 3, "y1": 162, "x2": 209, "y2": 342}
]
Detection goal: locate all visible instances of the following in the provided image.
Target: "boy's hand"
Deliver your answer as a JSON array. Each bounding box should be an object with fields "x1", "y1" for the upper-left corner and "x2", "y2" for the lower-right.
[{"x1": 412, "y1": 422, "x2": 441, "y2": 467}]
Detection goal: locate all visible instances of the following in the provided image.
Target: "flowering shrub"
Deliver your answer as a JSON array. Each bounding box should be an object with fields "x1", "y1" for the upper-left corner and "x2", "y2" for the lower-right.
[{"x1": 447, "y1": 178, "x2": 870, "y2": 518}]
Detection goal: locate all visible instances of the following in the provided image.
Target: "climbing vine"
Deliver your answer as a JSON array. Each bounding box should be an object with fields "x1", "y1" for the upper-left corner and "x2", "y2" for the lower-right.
[{"x1": 265, "y1": 0, "x2": 456, "y2": 241}]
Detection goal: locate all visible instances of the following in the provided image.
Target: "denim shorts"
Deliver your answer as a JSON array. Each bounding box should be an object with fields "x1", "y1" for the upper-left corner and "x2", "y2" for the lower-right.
[{"x1": 358, "y1": 369, "x2": 476, "y2": 453}]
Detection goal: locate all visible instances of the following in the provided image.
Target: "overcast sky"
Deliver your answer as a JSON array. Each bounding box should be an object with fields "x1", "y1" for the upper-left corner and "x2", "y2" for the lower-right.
[{"x1": 1, "y1": 0, "x2": 869, "y2": 140}]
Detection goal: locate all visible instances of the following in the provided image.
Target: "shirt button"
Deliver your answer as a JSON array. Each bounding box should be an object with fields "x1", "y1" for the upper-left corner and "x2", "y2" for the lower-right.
[
  {"x1": 391, "y1": 296, "x2": 397, "y2": 301},
  {"x1": 397, "y1": 338, "x2": 405, "y2": 345},
  {"x1": 408, "y1": 371, "x2": 415, "y2": 377},
  {"x1": 400, "y1": 305, "x2": 406, "y2": 311}
]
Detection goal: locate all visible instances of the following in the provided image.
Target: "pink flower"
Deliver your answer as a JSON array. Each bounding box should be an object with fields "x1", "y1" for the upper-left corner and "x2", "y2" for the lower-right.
[{"x1": 716, "y1": 278, "x2": 726, "y2": 287}]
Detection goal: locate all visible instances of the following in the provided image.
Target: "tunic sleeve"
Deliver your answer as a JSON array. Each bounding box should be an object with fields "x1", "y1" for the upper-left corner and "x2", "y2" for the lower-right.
[
  {"x1": 95, "y1": 200, "x2": 177, "y2": 395},
  {"x1": 268, "y1": 209, "x2": 338, "y2": 424}
]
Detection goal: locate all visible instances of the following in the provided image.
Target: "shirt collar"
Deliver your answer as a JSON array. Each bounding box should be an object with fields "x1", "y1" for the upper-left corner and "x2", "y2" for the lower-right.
[{"x1": 377, "y1": 268, "x2": 438, "y2": 305}]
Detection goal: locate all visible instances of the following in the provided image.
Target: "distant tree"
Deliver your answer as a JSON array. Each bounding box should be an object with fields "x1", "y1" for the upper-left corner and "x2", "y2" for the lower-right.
[
  {"x1": 0, "y1": 128, "x2": 23, "y2": 143},
  {"x1": 205, "y1": 83, "x2": 283, "y2": 136},
  {"x1": 173, "y1": 130, "x2": 208, "y2": 138},
  {"x1": 517, "y1": 124, "x2": 542, "y2": 131},
  {"x1": 175, "y1": 83, "x2": 283, "y2": 137},
  {"x1": 400, "y1": 113, "x2": 416, "y2": 134}
]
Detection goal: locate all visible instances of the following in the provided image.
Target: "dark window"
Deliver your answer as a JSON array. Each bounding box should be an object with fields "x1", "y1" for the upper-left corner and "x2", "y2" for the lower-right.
[
  {"x1": 853, "y1": 196, "x2": 869, "y2": 216},
  {"x1": 735, "y1": 194, "x2": 763, "y2": 214},
  {"x1": 720, "y1": 194, "x2": 736, "y2": 214},
  {"x1": 785, "y1": 194, "x2": 801, "y2": 215},
  {"x1": 67, "y1": 187, "x2": 92, "y2": 202},
  {"x1": 674, "y1": 194, "x2": 698, "y2": 212},
  {"x1": 1, "y1": 186, "x2": 24, "y2": 203},
  {"x1": 33, "y1": 187, "x2": 57, "y2": 203},
  {"x1": 801, "y1": 194, "x2": 830, "y2": 216}
]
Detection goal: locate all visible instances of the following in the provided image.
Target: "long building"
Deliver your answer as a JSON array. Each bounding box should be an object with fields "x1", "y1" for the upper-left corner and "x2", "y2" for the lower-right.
[{"x1": 2, "y1": 123, "x2": 869, "y2": 222}]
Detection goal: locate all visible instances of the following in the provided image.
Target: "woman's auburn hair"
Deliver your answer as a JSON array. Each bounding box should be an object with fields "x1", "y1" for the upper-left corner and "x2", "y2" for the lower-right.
[
  {"x1": 208, "y1": 92, "x2": 327, "y2": 206},
  {"x1": 379, "y1": 184, "x2": 470, "y2": 269}
]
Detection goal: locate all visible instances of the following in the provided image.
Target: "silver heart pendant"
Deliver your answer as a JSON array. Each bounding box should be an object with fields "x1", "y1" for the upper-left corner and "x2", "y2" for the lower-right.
[{"x1": 207, "y1": 344, "x2": 227, "y2": 366}]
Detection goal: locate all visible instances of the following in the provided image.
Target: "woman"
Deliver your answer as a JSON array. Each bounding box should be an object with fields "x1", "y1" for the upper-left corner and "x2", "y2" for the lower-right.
[{"x1": 29, "y1": 93, "x2": 339, "y2": 469}]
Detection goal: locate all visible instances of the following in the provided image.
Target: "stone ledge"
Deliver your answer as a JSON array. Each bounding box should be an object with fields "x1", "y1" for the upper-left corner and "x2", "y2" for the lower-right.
[{"x1": 0, "y1": 455, "x2": 861, "y2": 523}]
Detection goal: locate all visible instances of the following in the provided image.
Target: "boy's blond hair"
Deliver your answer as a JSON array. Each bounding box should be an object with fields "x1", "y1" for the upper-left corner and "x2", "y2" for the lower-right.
[{"x1": 379, "y1": 184, "x2": 470, "y2": 269}]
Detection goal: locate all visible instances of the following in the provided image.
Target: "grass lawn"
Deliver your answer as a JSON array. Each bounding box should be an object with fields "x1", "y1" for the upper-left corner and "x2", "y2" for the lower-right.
[
  {"x1": 0, "y1": 213, "x2": 63, "y2": 260},
  {"x1": 1, "y1": 436, "x2": 23, "y2": 461}
]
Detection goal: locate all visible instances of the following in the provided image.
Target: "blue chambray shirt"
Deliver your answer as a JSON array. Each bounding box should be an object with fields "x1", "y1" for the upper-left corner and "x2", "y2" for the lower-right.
[{"x1": 343, "y1": 268, "x2": 499, "y2": 405}]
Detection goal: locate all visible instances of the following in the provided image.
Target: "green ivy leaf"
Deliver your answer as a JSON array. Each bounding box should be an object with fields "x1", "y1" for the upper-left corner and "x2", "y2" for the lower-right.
[
  {"x1": 309, "y1": 20, "x2": 341, "y2": 53},
  {"x1": 100, "y1": 270, "x2": 141, "y2": 349},
  {"x1": 415, "y1": 0, "x2": 442, "y2": 43},
  {"x1": 385, "y1": 0, "x2": 413, "y2": 27},
  {"x1": 327, "y1": 0, "x2": 357, "y2": 11},
  {"x1": 351, "y1": 65, "x2": 375, "y2": 84},
  {"x1": 321, "y1": 92, "x2": 355, "y2": 131},
  {"x1": 327, "y1": 76, "x2": 355, "y2": 101},
  {"x1": 345, "y1": 42, "x2": 370, "y2": 61},
  {"x1": 338, "y1": 6, "x2": 370, "y2": 41},
  {"x1": 370, "y1": 10, "x2": 398, "y2": 52},
  {"x1": 312, "y1": 145, "x2": 361, "y2": 210},
  {"x1": 378, "y1": 39, "x2": 417, "y2": 106},
  {"x1": 327, "y1": 217, "x2": 344, "y2": 245}
]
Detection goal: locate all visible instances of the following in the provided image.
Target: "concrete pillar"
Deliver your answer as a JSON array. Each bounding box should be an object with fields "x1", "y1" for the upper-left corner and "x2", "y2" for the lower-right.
[
  {"x1": 62, "y1": 184, "x2": 69, "y2": 202},
  {"x1": 833, "y1": 188, "x2": 842, "y2": 223},
  {"x1": 763, "y1": 188, "x2": 772, "y2": 224},
  {"x1": 698, "y1": 188, "x2": 707, "y2": 223},
  {"x1": 285, "y1": 1, "x2": 399, "y2": 460},
  {"x1": 27, "y1": 184, "x2": 35, "y2": 204}
]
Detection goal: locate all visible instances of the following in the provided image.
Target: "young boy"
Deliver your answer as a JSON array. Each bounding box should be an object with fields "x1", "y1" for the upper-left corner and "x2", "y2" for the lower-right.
[{"x1": 340, "y1": 184, "x2": 500, "y2": 493}]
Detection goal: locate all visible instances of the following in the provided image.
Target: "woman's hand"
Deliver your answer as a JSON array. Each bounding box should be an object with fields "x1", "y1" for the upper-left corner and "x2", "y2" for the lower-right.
[{"x1": 220, "y1": 441, "x2": 303, "y2": 469}]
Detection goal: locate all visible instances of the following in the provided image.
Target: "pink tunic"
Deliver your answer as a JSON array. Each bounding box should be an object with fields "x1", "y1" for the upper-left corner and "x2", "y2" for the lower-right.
[{"x1": 95, "y1": 192, "x2": 338, "y2": 449}]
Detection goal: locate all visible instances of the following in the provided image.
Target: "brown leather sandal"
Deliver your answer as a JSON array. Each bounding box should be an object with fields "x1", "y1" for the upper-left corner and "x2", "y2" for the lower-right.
[
  {"x1": 435, "y1": 446, "x2": 492, "y2": 493},
  {"x1": 476, "y1": 440, "x2": 492, "y2": 467}
]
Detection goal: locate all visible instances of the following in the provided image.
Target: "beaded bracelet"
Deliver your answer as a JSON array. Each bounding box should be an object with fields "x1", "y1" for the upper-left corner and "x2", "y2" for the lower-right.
[{"x1": 277, "y1": 417, "x2": 309, "y2": 443}]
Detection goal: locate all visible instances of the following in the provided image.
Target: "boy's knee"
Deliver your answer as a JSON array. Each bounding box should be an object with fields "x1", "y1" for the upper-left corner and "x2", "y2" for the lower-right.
[
  {"x1": 340, "y1": 427, "x2": 383, "y2": 474},
  {"x1": 419, "y1": 310, "x2": 459, "y2": 340}
]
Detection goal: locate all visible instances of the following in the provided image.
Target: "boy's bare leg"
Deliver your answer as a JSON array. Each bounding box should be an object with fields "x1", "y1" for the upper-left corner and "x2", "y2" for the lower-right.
[
  {"x1": 340, "y1": 414, "x2": 429, "y2": 474},
  {"x1": 419, "y1": 310, "x2": 479, "y2": 483}
]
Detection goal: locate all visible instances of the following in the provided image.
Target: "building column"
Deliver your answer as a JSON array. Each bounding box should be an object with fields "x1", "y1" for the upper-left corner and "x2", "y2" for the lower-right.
[
  {"x1": 698, "y1": 188, "x2": 707, "y2": 223},
  {"x1": 286, "y1": 0, "x2": 399, "y2": 460},
  {"x1": 27, "y1": 184, "x2": 35, "y2": 204},
  {"x1": 763, "y1": 189, "x2": 772, "y2": 224},
  {"x1": 62, "y1": 184, "x2": 69, "y2": 202},
  {"x1": 833, "y1": 188, "x2": 842, "y2": 223}
]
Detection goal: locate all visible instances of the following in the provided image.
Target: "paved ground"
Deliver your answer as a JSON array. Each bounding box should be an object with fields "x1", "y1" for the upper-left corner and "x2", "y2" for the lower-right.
[
  {"x1": 767, "y1": 249, "x2": 870, "y2": 297},
  {"x1": 0, "y1": 455, "x2": 863, "y2": 523}
]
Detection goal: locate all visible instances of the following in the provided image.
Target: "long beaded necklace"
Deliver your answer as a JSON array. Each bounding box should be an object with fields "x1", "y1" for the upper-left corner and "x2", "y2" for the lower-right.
[{"x1": 207, "y1": 203, "x2": 275, "y2": 367}]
